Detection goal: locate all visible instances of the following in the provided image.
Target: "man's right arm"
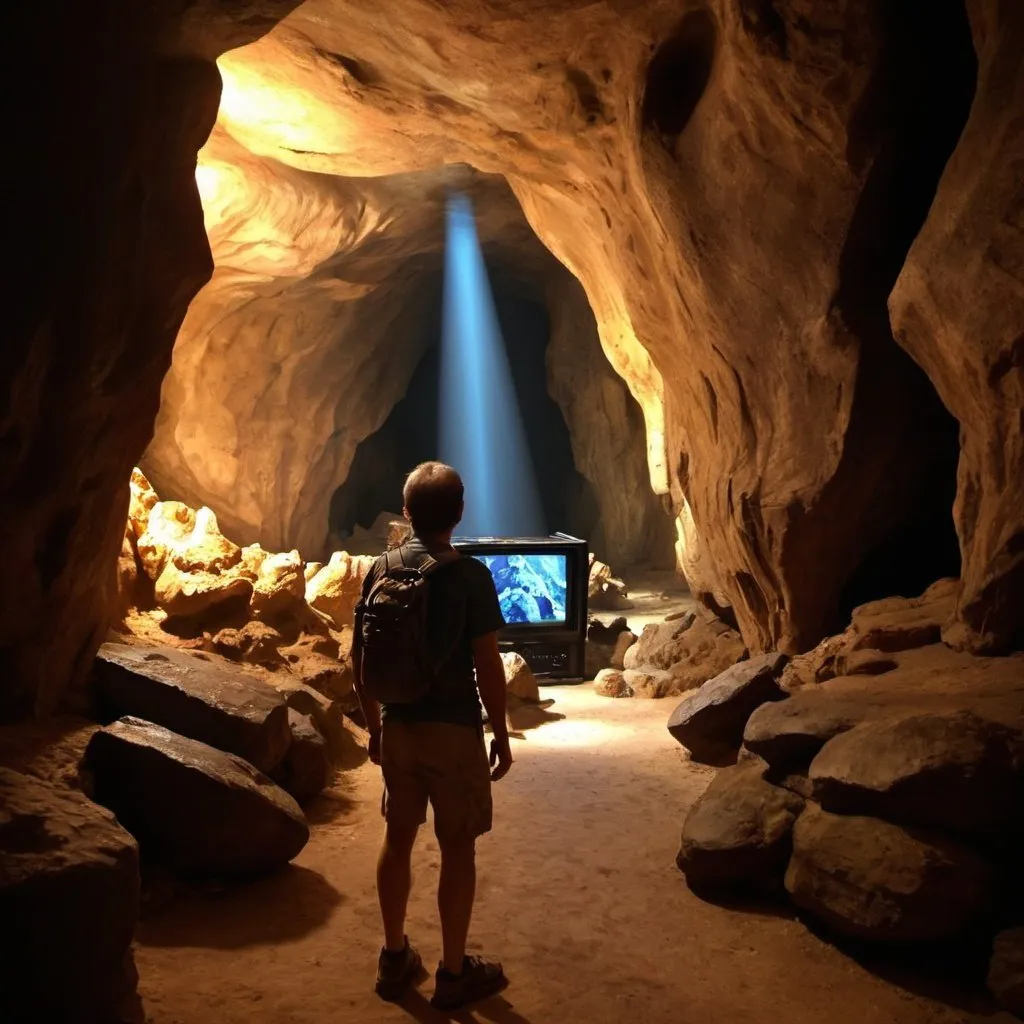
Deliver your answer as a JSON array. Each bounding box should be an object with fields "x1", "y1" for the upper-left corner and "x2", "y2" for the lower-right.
[{"x1": 472, "y1": 632, "x2": 513, "y2": 781}]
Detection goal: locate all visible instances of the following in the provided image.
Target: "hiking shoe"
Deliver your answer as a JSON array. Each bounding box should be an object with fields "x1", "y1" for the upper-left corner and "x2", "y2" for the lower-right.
[
  {"x1": 430, "y1": 955, "x2": 507, "y2": 1010},
  {"x1": 375, "y1": 938, "x2": 421, "y2": 1001}
]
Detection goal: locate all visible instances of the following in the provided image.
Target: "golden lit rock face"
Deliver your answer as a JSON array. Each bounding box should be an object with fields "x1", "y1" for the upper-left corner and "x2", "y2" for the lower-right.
[{"x1": 151, "y1": 0, "x2": 1018, "y2": 657}]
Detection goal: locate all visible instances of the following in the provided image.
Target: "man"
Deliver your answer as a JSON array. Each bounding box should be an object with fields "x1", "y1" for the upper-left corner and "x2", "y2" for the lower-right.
[{"x1": 352, "y1": 461, "x2": 514, "y2": 1010}]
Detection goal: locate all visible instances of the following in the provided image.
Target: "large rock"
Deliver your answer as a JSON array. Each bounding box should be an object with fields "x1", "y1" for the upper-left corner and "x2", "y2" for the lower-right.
[
  {"x1": 305, "y1": 550, "x2": 375, "y2": 629},
  {"x1": 809, "y1": 710, "x2": 1024, "y2": 843},
  {"x1": 988, "y1": 927, "x2": 1024, "y2": 1018},
  {"x1": 785, "y1": 804, "x2": 993, "y2": 942},
  {"x1": 501, "y1": 651, "x2": 540, "y2": 703},
  {"x1": 594, "y1": 668, "x2": 632, "y2": 698},
  {"x1": 273, "y1": 709, "x2": 331, "y2": 803},
  {"x1": 667, "y1": 653, "x2": 788, "y2": 764},
  {"x1": 678, "y1": 761, "x2": 804, "y2": 890},
  {"x1": 0, "y1": 767, "x2": 140, "y2": 1023},
  {"x1": 268, "y1": 678, "x2": 361, "y2": 764},
  {"x1": 85, "y1": 717, "x2": 308, "y2": 878},
  {"x1": 251, "y1": 548, "x2": 306, "y2": 620},
  {"x1": 94, "y1": 642, "x2": 291, "y2": 774},
  {"x1": 744, "y1": 694, "x2": 866, "y2": 770}
]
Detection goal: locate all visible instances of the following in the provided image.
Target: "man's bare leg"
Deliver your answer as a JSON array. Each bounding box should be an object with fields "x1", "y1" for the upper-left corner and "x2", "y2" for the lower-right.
[
  {"x1": 377, "y1": 822, "x2": 419, "y2": 951},
  {"x1": 437, "y1": 834, "x2": 477, "y2": 972}
]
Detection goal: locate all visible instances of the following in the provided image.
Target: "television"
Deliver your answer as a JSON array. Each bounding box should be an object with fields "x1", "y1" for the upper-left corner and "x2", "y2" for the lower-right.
[{"x1": 453, "y1": 532, "x2": 588, "y2": 681}]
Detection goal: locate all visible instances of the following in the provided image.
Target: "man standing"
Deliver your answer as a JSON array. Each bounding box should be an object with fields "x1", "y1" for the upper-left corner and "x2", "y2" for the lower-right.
[{"x1": 352, "y1": 461, "x2": 514, "y2": 1010}]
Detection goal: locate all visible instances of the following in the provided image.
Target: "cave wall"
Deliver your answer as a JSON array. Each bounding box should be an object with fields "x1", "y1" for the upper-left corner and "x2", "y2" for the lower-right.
[
  {"x1": 890, "y1": 0, "x2": 1024, "y2": 653},
  {"x1": 143, "y1": 150, "x2": 550, "y2": 558},
  {"x1": 546, "y1": 276, "x2": 676, "y2": 567},
  {"x1": 0, "y1": 2, "x2": 302, "y2": 719},
  {"x1": 193, "y1": 0, "x2": 1018, "y2": 656}
]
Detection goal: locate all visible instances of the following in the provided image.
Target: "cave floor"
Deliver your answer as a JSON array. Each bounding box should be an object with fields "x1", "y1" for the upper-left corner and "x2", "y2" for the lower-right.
[{"x1": 135, "y1": 685, "x2": 996, "y2": 1024}]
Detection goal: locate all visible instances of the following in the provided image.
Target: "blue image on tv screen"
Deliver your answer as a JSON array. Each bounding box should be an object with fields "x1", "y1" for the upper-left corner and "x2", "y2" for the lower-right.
[{"x1": 474, "y1": 553, "x2": 568, "y2": 625}]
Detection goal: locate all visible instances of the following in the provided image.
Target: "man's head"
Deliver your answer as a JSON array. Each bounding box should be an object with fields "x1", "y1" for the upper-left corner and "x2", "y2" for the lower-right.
[{"x1": 403, "y1": 462, "x2": 464, "y2": 538}]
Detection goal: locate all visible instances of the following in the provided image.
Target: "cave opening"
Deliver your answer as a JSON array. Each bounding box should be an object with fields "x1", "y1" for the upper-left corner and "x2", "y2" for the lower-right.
[{"x1": 329, "y1": 268, "x2": 602, "y2": 553}]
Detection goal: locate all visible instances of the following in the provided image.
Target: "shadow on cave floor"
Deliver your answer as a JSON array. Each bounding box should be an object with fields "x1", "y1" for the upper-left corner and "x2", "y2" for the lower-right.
[{"x1": 134, "y1": 686, "x2": 996, "y2": 1024}]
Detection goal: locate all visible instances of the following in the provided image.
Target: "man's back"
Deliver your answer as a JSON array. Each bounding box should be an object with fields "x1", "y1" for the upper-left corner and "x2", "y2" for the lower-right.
[{"x1": 360, "y1": 539, "x2": 504, "y2": 725}]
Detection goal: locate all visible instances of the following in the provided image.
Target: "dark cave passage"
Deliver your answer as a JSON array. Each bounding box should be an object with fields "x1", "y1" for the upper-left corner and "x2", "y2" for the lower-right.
[{"x1": 330, "y1": 274, "x2": 598, "y2": 546}]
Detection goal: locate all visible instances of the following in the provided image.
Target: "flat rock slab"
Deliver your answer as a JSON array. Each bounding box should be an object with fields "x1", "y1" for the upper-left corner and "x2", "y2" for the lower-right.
[
  {"x1": 785, "y1": 804, "x2": 993, "y2": 943},
  {"x1": 988, "y1": 927, "x2": 1024, "y2": 1018},
  {"x1": 94, "y1": 642, "x2": 291, "y2": 773},
  {"x1": 678, "y1": 760, "x2": 804, "y2": 890},
  {"x1": 0, "y1": 767, "x2": 139, "y2": 1023},
  {"x1": 84, "y1": 716, "x2": 308, "y2": 879},
  {"x1": 668, "y1": 653, "x2": 788, "y2": 764},
  {"x1": 744, "y1": 695, "x2": 866, "y2": 769},
  {"x1": 810, "y1": 709, "x2": 1024, "y2": 843}
]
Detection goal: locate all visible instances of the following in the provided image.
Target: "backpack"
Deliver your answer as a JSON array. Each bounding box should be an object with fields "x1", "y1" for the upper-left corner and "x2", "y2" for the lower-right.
[{"x1": 358, "y1": 545, "x2": 461, "y2": 704}]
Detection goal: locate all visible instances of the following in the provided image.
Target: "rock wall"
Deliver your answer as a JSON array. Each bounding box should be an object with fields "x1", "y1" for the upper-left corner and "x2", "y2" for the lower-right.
[
  {"x1": 890, "y1": 0, "x2": 1024, "y2": 654},
  {"x1": 0, "y1": 2, "x2": 301, "y2": 719},
  {"x1": 546, "y1": 275, "x2": 675, "y2": 566},
  {"x1": 186, "y1": 0, "x2": 1012, "y2": 656}
]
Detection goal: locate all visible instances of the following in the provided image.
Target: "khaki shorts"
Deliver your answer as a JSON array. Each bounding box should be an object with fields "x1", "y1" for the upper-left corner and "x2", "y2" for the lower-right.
[{"x1": 380, "y1": 718, "x2": 493, "y2": 840}]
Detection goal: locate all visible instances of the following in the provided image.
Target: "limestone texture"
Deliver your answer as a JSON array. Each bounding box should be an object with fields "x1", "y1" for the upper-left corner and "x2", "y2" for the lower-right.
[
  {"x1": 85, "y1": 716, "x2": 309, "y2": 878},
  {"x1": 0, "y1": 767, "x2": 140, "y2": 1023}
]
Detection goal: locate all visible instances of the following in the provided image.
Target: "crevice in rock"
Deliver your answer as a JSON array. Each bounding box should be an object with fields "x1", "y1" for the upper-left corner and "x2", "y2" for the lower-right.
[
  {"x1": 828, "y1": 0, "x2": 977, "y2": 620},
  {"x1": 641, "y1": 9, "x2": 716, "y2": 143}
]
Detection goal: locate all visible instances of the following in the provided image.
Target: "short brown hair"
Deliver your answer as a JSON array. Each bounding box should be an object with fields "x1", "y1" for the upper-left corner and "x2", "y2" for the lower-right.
[{"x1": 403, "y1": 462, "x2": 464, "y2": 535}]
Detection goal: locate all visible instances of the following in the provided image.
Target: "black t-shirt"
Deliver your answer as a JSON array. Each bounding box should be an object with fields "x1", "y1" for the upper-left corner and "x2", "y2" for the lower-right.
[{"x1": 358, "y1": 538, "x2": 505, "y2": 726}]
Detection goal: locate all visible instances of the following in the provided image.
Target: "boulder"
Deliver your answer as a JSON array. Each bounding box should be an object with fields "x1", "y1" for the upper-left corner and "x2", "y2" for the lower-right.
[
  {"x1": 594, "y1": 668, "x2": 632, "y2": 698},
  {"x1": 667, "y1": 653, "x2": 788, "y2": 764},
  {"x1": 136, "y1": 500, "x2": 196, "y2": 579},
  {"x1": 610, "y1": 630, "x2": 637, "y2": 670},
  {"x1": 625, "y1": 610, "x2": 745, "y2": 695},
  {"x1": 847, "y1": 578, "x2": 956, "y2": 654},
  {"x1": 93, "y1": 642, "x2": 291, "y2": 774},
  {"x1": 273, "y1": 709, "x2": 331, "y2": 803},
  {"x1": 833, "y1": 649, "x2": 899, "y2": 677},
  {"x1": 623, "y1": 668, "x2": 677, "y2": 699},
  {"x1": 211, "y1": 620, "x2": 284, "y2": 665},
  {"x1": 303, "y1": 560, "x2": 323, "y2": 582},
  {"x1": 624, "y1": 616, "x2": 695, "y2": 669},
  {"x1": 85, "y1": 717, "x2": 308, "y2": 878},
  {"x1": 268, "y1": 678, "x2": 361, "y2": 764},
  {"x1": 305, "y1": 550, "x2": 375, "y2": 629},
  {"x1": 251, "y1": 549, "x2": 306, "y2": 619},
  {"x1": 744, "y1": 694, "x2": 865, "y2": 769},
  {"x1": 0, "y1": 768, "x2": 140, "y2": 1023},
  {"x1": 678, "y1": 761, "x2": 805, "y2": 890},
  {"x1": 235, "y1": 542, "x2": 270, "y2": 581},
  {"x1": 785, "y1": 804, "x2": 993, "y2": 942},
  {"x1": 501, "y1": 651, "x2": 540, "y2": 702},
  {"x1": 988, "y1": 927, "x2": 1024, "y2": 1018},
  {"x1": 587, "y1": 616, "x2": 629, "y2": 645},
  {"x1": 809, "y1": 710, "x2": 1024, "y2": 843},
  {"x1": 166, "y1": 506, "x2": 242, "y2": 575},
  {"x1": 154, "y1": 564, "x2": 253, "y2": 620}
]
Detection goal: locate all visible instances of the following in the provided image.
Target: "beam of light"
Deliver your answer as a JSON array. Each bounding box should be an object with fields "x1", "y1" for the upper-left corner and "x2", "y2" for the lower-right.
[{"x1": 439, "y1": 192, "x2": 545, "y2": 538}]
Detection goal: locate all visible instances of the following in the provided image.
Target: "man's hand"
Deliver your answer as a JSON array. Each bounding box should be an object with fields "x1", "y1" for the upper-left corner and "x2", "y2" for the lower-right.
[
  {"x1": 368, "y1": 728, "x2": 381, "y2": 765},
  {"x1": 489, "y1": 735, "x2": 513, "y2": 781}
]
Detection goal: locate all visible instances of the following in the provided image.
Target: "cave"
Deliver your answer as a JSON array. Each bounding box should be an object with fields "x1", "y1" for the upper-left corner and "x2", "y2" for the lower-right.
[{"x1": 3, "y1": 1, "x2": 1024, "y2": 1022}]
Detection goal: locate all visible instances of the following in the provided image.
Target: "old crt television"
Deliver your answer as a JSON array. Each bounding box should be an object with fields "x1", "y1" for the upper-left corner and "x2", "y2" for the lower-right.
[{"x1": 453, "y1": 532, "x2": 588, "y2": 681}]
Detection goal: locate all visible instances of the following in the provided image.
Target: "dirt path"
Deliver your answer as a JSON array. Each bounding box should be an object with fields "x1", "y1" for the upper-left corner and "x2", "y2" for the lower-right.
[{"x1": 135, "y1": 686, "x2": 993, "y2": 1024}]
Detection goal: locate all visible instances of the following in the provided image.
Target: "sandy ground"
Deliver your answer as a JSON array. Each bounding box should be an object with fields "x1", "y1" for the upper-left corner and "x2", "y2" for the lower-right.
[{"x1": 134, "y1": 685, "x2": 1005, "y2": 1024}]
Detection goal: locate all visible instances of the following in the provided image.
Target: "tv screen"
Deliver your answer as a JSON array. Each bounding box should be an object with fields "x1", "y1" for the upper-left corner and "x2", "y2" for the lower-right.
[{"x1": 474, "y1": 552, "x2": 568, "y2": 625}]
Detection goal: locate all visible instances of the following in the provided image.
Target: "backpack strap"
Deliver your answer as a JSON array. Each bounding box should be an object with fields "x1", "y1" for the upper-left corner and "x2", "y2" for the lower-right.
[{"x1": 388, "y1": 544, "x2": 461, "y2": 577}]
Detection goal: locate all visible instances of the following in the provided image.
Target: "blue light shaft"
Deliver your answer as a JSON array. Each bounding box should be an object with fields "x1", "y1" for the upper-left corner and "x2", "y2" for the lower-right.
[{"x1": 439, "y1": 192, "x2": 545, "y2": 538}]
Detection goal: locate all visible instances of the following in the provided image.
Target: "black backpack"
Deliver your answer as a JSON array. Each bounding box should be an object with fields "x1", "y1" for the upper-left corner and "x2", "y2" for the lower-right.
[{"x1": 358, "y1": 545, "x2": 461, "y2": 704}]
